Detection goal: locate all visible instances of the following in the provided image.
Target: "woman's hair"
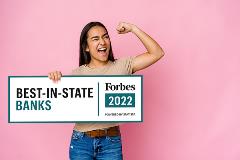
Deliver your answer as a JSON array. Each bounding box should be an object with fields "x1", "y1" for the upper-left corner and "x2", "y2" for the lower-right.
[{"x1": 79, "y1": 22, "x2": 115, "y2": 66}]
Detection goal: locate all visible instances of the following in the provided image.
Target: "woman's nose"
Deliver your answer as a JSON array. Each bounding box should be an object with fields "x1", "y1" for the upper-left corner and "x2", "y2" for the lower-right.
[{"x1": 99, "y1": 38, "x2": 106, "y2": 45}]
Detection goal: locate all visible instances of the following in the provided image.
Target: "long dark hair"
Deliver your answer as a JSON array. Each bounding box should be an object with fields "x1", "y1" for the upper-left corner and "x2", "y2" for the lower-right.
[{"x1": 79, "y1": 22, "x2": 115, "y2": 66}]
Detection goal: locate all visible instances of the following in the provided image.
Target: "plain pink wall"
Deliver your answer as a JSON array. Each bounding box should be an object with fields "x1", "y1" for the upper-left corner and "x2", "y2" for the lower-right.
[{"x1": 1, "y1": 0, "x2": 240, "y2": 159}]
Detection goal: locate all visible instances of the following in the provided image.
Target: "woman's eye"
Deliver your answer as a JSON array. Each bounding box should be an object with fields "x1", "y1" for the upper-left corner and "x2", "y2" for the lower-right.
[
  {"x1": 93, "y1": 39, "x2": 98, "y2": 41},
  {"x1": 104, "y1": 35, "x2": 109, "y2": 39}
]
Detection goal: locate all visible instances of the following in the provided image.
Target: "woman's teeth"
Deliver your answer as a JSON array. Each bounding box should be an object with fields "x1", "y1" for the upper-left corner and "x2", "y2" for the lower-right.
[{"x1": 98, "y1": 48, "x2": 107, "y2": 53}]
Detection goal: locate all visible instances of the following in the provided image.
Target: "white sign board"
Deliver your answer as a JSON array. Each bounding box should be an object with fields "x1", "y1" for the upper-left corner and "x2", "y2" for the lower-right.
[{"x1": 8, "y1": 75, "x2": 143, "y2": 123}]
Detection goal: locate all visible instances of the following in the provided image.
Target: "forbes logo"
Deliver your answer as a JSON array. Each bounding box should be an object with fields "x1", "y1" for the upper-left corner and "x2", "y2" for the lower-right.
[{"x1": 105, "y1": 83, "x2": 135, "y2": 91}]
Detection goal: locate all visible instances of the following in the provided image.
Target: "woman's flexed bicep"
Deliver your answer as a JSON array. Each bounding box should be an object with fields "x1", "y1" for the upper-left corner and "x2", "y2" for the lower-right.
[{"x1": 132, "y1": 51, "x2": 164, "y2": 72}]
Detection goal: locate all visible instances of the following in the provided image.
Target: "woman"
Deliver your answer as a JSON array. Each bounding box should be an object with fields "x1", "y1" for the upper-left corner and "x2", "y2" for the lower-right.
[{"x1": 48, "y1": 21, "x2": 164, "y2": 160}]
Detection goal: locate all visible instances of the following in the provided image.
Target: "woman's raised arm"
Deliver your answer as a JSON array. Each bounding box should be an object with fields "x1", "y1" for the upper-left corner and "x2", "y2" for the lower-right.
[{"x1": 117, "y1": 22, "x2": 165, "y2": 72}]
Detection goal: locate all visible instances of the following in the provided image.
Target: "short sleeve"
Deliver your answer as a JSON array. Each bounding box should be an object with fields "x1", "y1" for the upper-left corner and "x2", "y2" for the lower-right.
[
  {"x1": 71, "y1": 68, "x2": 79, "y2": 75},
  {"x1": 71, "y1": 66, "x2": 84, "y2": 75},
  {"x1": 120, "y1": 56, "x2": 135, "y2": 74}
]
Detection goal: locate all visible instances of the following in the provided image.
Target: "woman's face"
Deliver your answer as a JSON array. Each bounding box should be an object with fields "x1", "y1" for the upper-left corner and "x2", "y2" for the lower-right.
[{"x1": 86, "y1": 26, "x2": 111, "y2": 63}]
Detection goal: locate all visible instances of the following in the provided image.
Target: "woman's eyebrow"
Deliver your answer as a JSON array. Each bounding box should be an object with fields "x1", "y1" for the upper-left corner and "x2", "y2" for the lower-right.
[
  {"x1": 90, "y1": 33, "x2": 108, "y2": 39},
  {"x1": 102, "y1": 33, "x2": 108, "y2": 37},
  {"x1": 90, "y1": 36, "x2": 99, "y2": 39}
]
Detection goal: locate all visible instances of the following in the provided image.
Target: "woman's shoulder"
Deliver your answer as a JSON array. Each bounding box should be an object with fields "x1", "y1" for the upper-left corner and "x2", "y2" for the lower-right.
[
  {"x1": 112, "y1": 56, "x2": 135, "y2": 74},
  {"x1": 71, "y1": 65, "x2": 88, "y2": 75}
]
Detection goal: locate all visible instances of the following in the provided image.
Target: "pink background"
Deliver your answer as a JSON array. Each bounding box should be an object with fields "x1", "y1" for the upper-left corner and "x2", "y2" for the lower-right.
[{"x1": 1, "y1": 0, "x2": 240, "y2": 159}]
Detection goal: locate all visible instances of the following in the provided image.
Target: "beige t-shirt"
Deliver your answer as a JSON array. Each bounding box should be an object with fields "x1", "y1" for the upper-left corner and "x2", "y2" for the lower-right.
[{"x1": 71, "y1": 56, "x2": 134, "y2": 132}]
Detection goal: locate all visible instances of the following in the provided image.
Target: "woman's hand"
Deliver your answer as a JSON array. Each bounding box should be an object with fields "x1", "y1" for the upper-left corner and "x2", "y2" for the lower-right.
[
  {"x1": 48, "y1": 71, "x2": 62, "y2": 83},
  {"x1": 116, "y1": 22, "x2": 137, "y2": 34}
]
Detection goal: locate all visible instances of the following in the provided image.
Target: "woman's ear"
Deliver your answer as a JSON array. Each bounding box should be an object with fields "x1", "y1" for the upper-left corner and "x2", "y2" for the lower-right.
[{"x1": 85, "y1": 45, "x2": 90, "y2": 52}]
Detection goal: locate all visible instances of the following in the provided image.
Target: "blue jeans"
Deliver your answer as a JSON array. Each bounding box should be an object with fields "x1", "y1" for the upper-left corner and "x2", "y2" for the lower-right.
[{"x1": 69, "y1": 130, "x2": 123, "y2": 160}]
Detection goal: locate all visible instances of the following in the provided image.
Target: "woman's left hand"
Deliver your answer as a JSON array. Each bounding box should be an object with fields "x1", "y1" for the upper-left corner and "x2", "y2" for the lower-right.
[{"x1": 116, "y1": 22, "x2": 136, "y2": 34}]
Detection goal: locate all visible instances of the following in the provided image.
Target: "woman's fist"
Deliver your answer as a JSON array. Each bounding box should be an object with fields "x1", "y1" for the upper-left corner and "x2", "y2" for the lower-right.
[
  {"x1": 48, "y1": 71, "x2": 62, "y2": 83},
  {"x1": 116, "y1": 22, "x2": 136, "y2": 34}
]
